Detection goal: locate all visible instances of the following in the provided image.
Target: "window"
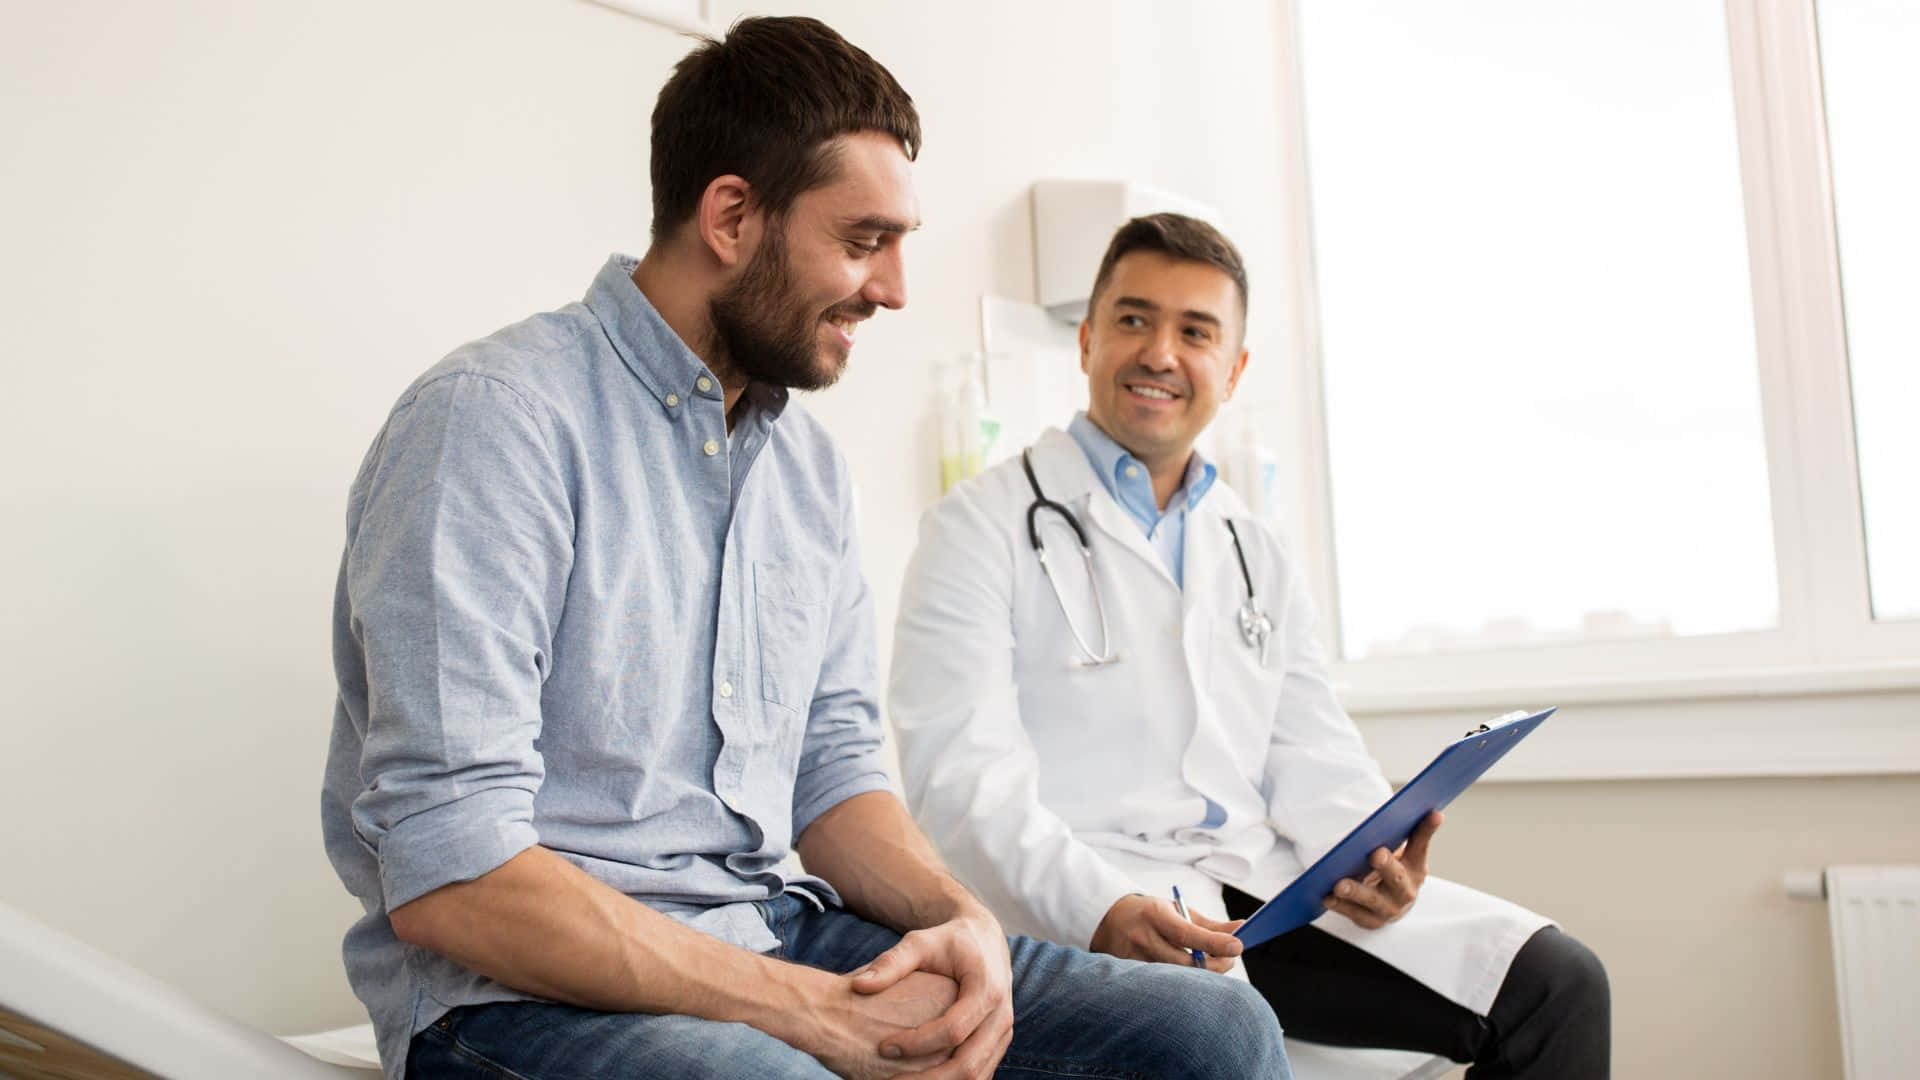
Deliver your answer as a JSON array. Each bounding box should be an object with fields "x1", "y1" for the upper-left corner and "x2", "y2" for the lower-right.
[
  {"x1": 1295, "y1": 0, "x2": 1778, "y2": 661},
  {"x1": 1274, "y1": 0, "x2": 1920, "y2": 716},
  {"x1": 1816, "y1": 0, "x2": 1920, "y2": 621}
]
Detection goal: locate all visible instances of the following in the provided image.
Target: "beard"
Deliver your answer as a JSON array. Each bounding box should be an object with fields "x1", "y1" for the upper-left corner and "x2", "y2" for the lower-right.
[{"x1": 707, "y1": 225, "x2": 867, "y2": 393}]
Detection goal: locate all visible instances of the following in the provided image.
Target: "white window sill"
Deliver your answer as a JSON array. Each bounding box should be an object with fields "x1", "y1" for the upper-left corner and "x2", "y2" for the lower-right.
[
  {"x1": 1343, "y1": 661, "x2": 1920, "y2": 783},
  {"x1": 1341, "y1": 659, "x2": 1920, "y2": 714}
]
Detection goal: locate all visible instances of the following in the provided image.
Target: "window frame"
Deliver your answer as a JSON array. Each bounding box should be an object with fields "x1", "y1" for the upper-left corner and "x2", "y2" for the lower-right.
[{"x1": 1271, "y1": 0, "x2": 1920, "y2": 778}]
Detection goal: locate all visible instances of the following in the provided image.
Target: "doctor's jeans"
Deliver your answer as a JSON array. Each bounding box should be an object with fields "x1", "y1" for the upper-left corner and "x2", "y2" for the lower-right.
[
  {"x1": 407, "y1": 892, "x2": 1290, "y2": 1079},
  {"x1": 1225, "y1": 887, "x2": 1609, "y2": 1079}
]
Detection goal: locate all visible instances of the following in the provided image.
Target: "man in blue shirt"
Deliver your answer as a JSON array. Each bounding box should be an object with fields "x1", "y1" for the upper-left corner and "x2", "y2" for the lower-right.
[{"x1": 321, "y1": 17, "x2": 1285, "y2": 1080}]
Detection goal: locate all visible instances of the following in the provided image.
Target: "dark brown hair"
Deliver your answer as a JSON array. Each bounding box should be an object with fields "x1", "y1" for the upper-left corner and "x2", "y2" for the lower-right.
[
  {"x1": 649, "y1": 16, "x2": 921, "y2": 239},
  {"x1": 1087, "y1": 213, "x2": 1249, "y2": 323}
]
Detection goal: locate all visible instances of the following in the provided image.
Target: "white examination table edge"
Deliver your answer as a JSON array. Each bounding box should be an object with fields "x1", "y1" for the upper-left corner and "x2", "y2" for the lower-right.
[{"x1": 0, "y1": 897, "x2": 377, "y2": 1076}]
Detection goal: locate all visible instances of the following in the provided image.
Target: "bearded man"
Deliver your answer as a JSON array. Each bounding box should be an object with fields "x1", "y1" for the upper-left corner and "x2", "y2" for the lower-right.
[{"x1": 319, "y1": 16, "x2": 1285, "y2": 1080}]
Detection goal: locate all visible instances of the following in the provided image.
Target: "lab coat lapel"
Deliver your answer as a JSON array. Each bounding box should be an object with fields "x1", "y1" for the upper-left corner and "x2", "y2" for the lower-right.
[
  {"x1": 1082, "y1": 493, "x2": 1178, "y2": 591},
  {"x1": 1180, "y1": 501, "x2": 1236, "y2": 628},
  {"x1": 1176, "y1": 499, "x2": 1242, "y2": 792}
]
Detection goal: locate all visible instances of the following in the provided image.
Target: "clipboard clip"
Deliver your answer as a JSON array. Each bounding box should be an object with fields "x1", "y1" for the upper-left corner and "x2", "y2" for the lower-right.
[{"x1": 1466, "y1": 710, "x2": 1532, "y2": 738}]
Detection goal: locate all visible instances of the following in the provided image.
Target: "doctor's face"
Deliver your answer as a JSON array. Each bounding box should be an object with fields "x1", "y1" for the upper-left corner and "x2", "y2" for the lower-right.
[
  {"x1": 1079, "y1": 251, "x2": 1249, "y2": 467},
  {"x1": 709, "y1": 131, "x2": 918, "y2": 390}
]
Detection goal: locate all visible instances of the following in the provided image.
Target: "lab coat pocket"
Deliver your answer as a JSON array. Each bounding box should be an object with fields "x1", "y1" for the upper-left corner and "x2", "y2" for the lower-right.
[{"x1": 754, "y1": 561, "x2": 827, "y2": 713}]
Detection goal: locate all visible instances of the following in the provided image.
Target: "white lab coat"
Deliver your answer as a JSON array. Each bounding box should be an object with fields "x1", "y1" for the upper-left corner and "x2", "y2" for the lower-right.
[{"x1": 889, "y1": 428, "x2": 1548, "y2": 1015}]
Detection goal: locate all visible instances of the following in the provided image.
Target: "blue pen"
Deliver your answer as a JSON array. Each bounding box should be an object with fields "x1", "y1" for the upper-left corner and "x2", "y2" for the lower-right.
[{"x1": 1170, "y1": 885, "x2": 1206, "y2": 968}]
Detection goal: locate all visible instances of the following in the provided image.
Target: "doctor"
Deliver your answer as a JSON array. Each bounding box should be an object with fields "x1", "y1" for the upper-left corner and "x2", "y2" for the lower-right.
[{"x1": 890, "y1": 214, "x2": 1608, "y2": 1078}]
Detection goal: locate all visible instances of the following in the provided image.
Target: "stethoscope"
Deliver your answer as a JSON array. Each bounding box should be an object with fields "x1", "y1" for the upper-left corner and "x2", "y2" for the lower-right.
[{"x1": 1021, "y1": 448, "x2": 1274, "y2": 668}]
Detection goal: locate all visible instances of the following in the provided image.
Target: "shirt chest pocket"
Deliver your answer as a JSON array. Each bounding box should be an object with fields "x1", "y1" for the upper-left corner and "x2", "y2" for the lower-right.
[{"x1": 754, "y1": 561, "x2": 828, "y2": 713}]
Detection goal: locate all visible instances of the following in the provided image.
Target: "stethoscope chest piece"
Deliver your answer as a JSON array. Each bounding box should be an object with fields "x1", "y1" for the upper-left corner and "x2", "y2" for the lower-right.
[
  {"x1": 1224, "y1": 518, "x2": 1272, "y2": 665},
  {"x1": 1238, "y1": 601, "x2": 1273, "y2": 665}
]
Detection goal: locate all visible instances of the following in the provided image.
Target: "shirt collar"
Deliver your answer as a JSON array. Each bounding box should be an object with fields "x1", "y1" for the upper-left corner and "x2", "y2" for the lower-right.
[
  {"x1": 582, "y1": 253, "x2": 790, "y2": 420},
  {"x1": 1066, "y1": 410, "x2": 1217, "y2": 518}
]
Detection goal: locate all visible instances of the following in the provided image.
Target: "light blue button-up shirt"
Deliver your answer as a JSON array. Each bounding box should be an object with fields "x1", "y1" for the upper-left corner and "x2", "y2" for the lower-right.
[
  {"x1": 321, "y1": 255, "x2": 892, "y2": 1078},
  {"x1": 1066, "y1": 411, "x2": 1217, "y2": 588}
]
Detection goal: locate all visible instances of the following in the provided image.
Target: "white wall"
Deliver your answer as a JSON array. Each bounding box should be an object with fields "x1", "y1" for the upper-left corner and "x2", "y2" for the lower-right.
[
  {"x1": 0, "y1": 0, "x2": 682, "y2": 1033},
  {"x1": 2, "y1": 4, "x2": 1909, "y2": 1078}
]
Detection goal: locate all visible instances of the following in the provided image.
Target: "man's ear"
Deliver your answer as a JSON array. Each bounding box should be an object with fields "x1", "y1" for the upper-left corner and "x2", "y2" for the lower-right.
[
  {"x1": 1078, "y1": 319, "x2": 1092, "y2": 375},
  {"x1": 696, "y1": 174, "x2": 757, "y2": 269},
  {"x1": 1225, "y1": 347, "x2": 1250, "y2": 398}
]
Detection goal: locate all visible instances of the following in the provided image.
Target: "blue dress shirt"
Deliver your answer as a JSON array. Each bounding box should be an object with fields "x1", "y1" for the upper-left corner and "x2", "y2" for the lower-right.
[
  {"x1": 1065, "y1": 411, "x2": 1217, "y2": 588},
  {"x1": 321, "y1": 255, "x2": 893, "y2": 1078}
]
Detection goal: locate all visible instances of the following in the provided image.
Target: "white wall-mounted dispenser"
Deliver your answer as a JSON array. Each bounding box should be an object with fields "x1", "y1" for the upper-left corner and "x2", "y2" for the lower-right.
[{"x1": 1030, "y1": 180, "x2": 1225, "y2": 325}]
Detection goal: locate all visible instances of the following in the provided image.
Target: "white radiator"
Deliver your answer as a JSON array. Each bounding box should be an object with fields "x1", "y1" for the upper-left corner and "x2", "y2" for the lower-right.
[{"x1": 1793, "y1": 866, "x2": 1920, "y2": 1080}]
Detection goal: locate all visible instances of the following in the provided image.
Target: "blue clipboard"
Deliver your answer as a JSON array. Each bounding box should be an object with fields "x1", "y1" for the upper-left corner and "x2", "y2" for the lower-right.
[{"x1": 1233, "y1": 707, "x2": 1555, "y2": 950}]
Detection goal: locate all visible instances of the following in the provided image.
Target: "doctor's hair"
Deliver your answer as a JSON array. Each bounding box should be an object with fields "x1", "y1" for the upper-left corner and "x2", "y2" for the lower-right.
[
  {"x1": 1087, "y1": 213, "x2": 1249, "y2": 326},
  {"x1": 649, "y1": 16, "x2": 921, "y2": 240}
]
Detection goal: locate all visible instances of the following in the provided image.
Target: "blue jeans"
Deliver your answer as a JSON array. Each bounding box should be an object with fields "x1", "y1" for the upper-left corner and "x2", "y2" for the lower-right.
[{"x1": 407, "y1": 893, "x2": 1288, "y2": 1079}]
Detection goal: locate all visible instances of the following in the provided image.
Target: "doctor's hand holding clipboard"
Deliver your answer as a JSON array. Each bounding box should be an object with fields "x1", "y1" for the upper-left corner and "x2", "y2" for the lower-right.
[{"x1": 1318, "y1": 810, "x2": 1443, "y2": 931}]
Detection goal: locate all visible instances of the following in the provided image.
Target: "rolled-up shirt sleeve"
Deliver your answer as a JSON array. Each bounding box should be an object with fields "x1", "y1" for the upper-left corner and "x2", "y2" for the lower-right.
[
  {"x1": 790, "y1": 471, "x2": 894, "y2": 837},
  {"x1": 344, "y1": 373, "x2": 574, "y2": 912}
]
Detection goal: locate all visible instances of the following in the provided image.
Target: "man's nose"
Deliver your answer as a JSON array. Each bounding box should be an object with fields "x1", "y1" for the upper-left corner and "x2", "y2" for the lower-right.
[
  {"x1": 863, "y1": 246, "x2": 907, "y2": 311},
  {"x1": 1138, "y1": 329, "x2": 1180, "y2": 369}
]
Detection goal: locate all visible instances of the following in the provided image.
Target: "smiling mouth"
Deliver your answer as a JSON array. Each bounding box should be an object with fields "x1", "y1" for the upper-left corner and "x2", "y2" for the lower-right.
[
  {"x1": 824, "y1": 305, "x2": 874, "y2": 349},
  {"x1": 1126, "y1": 382, "x2": 1180, "y2": 401}
]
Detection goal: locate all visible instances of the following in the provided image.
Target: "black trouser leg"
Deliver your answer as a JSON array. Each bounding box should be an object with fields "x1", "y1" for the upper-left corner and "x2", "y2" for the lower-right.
[
  {"x1": 1475, "y1": 921, "x2": 1610, "y2": 1079},
  {"x1": 1223, "y1": 887, "x2": 1610, "y2": 1079}
]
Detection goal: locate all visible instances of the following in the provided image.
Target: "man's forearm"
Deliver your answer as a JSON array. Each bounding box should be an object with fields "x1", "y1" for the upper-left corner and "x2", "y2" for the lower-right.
[
  {"x1": 795, "y1": 790, "x2": 987, "y2": 932},
  {"x1": 388, "y1": 845, "x2": 829, "y2": 1046}
]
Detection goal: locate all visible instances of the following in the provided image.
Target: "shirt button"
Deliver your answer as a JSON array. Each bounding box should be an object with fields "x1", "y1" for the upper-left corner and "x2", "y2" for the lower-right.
[
  {"x1": 719, "y1": 680, "x2": 734, "y2": 698},
  {"x1": 665, "y1": 393, "x2": 679, "y2": 407},
  {"x1": 703, "y1": 439, "x2": 720, "y2": 456},
  {"x1": 1125, "y1": 465, "x2": 1140, "y2": 479},
  {"x1": 696, "y1": 376, "x2": 713, "y2": 393}
]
